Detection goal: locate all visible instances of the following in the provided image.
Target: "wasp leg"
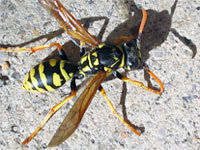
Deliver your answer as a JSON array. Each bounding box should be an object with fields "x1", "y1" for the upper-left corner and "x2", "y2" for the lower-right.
[
  {"x1": 21, "y1": 91, "x2": 76, "y2": 145},
  {"x1": 114, "y1": 9, "x2": 147, "y2": 46},
  {"x1": 138, "y1": 9, "x2": 147, "y2": 39},
  {"x1": 99, "y1": 86, "x2": 141, "y2": 135},
  {"x1": 0, "y1": 43, "x2": 66, "y2": 56},
  {"x1": 136, "y1": 8, "x2": 147, "y2": 49},
  {"x1": 22, "y1": 78, "x2": 77, "y2": 145},
  {"x1": 114, "y1": 35, "x2": 137, "y2": 45},
  {"x1": 113, "y1": 71, "x2": 164, "y2": 95},
  {"x1": 143, "y1": 65, "x2": 164, "y2": 94},
  {"x1": 80, "y1": 41, "x2": 86, "y2": 57}
]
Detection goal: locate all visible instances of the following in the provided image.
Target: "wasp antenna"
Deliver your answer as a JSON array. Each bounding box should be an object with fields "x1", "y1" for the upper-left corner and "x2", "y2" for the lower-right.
[{"x1": 137, "y1": 9, "x2": 147, "y2": 49}]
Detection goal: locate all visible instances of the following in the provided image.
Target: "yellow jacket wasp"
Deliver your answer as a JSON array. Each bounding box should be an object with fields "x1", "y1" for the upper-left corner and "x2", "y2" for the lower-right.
[{"x1": 0, "y1": 0, "x2": 164, "y2": 147}]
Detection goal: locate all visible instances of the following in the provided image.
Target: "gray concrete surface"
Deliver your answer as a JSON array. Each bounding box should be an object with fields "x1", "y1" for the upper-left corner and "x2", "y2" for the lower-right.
[{"x1": 0, "y1": 0, "x2": 200, "y2": 149}]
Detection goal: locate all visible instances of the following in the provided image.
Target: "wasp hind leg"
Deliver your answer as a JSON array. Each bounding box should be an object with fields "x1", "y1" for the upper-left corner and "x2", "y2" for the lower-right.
[
  {"x1": 22, "y1": 78, "x2": 78, "y2": 145},
  {"x1": 98, "y1": 85, "x2": 141, "y2": 136}
]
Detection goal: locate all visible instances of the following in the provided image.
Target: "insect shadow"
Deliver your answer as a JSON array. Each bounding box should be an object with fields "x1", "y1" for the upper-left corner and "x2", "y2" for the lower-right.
[
  {"x1": 0, "y1": 0, "x2": 197, "y2": 135},
  {"x1": 105, "y1": 0, "x2": 196, "y2": 133}
]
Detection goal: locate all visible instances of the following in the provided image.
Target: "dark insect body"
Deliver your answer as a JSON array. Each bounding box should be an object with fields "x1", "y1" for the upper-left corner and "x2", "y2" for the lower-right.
[{"x1": 0, "y1": 0, "x2": 164, "y2": 147}]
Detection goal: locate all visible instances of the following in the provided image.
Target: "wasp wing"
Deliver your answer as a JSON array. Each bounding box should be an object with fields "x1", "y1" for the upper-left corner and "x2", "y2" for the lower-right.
[
  {"x1": 48, "y1": 71, "x2": 107, "y2": 147},
  {"x1": 39, "y1": 0, "x2": 102, "y2": 47}
]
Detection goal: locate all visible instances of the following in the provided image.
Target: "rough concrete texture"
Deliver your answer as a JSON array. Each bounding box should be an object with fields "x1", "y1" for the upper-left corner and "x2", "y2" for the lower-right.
[{"x1": 0, "y1": 0, "x2": 200, "y2": 149}]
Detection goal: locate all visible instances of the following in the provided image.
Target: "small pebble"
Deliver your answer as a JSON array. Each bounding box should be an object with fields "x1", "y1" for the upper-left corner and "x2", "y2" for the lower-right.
[
  {"x1": 33, "y1": 29, "x2": 40, "y2": 36},
  {"x1": 121, "y1": 132, "x2": 128, "y2": 138},
  {"x1": 2, "y1": 61, "x2": 10, "y2": 71},
  {"x1": 11, "y1": 125, "x2": 19, "y2": 133}
]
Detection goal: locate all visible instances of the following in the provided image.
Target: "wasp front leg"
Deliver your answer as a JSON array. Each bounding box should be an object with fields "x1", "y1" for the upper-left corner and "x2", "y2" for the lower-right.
[
  {"x1": 114, "y1": 9, "x2": 147, "y2": 46},
  {"x1": 113, "y1": 71, "x2": 164, "y2": 95}
]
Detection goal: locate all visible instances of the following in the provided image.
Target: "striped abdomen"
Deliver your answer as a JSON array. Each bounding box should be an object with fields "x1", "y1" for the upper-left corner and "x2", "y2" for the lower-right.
[{"x1": 22, "y1": 59, "x2": 76, "y2": 92}]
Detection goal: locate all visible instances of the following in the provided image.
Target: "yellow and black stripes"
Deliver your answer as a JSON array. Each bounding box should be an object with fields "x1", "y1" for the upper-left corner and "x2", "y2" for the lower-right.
[
  {"x1": 79, "y1": 51, "x2": 99, "y2": 72},
  {"x1": 23, "y1": 59, "x2": 76, "y2": 92},
  {"x1": 76, "y1": 45, "x2": 125, "y2": 79},
  {"x1": 22, "y1": 40, "x2": 142, "y2": 92}
]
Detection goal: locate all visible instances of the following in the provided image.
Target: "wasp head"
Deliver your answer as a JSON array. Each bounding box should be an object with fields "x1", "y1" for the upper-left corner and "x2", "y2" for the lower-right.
[{"x1": 123, "y1": 39, "x2": 142, "y2": 70}]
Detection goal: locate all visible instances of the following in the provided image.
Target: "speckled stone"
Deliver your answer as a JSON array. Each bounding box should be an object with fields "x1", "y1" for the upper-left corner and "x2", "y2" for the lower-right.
[{"x1": 0, "y1": 0, "x2": 199, "y2": 150}]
